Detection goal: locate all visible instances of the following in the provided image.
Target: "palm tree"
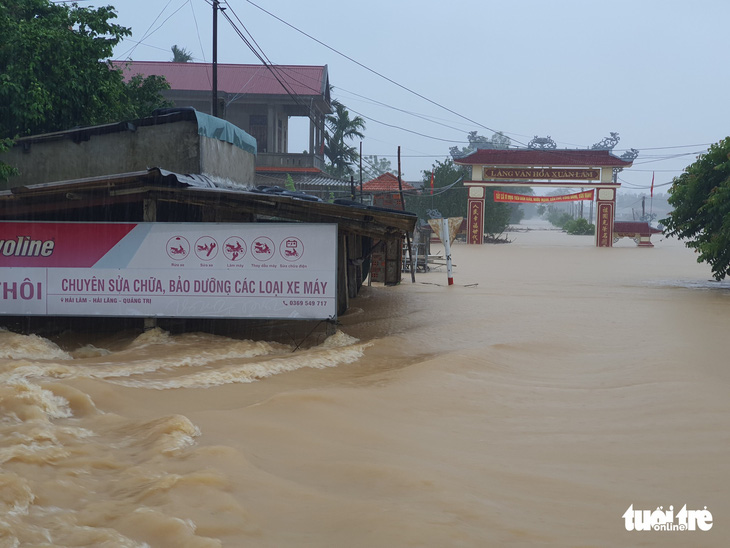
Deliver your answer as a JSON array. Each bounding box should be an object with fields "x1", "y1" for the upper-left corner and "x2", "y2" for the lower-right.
[
  {"x1": 171, "y1": 45, "x2": 193, "y2": 63},
  {"x1": 324, "y1": 99, "x2": 365, "y2": 178}
]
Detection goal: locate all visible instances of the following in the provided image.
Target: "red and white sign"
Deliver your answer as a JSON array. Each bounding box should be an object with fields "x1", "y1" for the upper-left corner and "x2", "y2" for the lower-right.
[
  {"x1": 494, "y1": 189, "x2": 595, "y2": 203},
  {"x1": 597, "y1": 202, "x2": 614, "y2": 248},
  {"x1": 467, "y1": 198, "x2": 484, "y2": 245},
  {"x1": 0, "y1": 222, "x2": 337, "y2": 320}
]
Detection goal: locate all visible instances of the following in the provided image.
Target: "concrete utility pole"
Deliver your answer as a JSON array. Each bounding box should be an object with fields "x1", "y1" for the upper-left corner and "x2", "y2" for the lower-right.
[{"x1": 212, "y1": 0, "x2": 219, "y2": 117}]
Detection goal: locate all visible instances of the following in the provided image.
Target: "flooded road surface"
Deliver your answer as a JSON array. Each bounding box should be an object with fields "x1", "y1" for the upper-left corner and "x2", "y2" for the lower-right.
[{"x1": 2, "y1": 226, "x2": 729, "y2": 547}]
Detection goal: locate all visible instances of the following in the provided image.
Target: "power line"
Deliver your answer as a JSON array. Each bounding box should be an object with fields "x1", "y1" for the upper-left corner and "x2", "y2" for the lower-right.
[
  {"x1": 110, "y1": 2, "x2": 715, "y2": 177},
  {"x1": 116, "y1": 0, "x2": 188, "y2": 60},
  {"x1": 336, "y1": 86, "x2": 474, "y2": 136},
  {"x1": 241, "y1": 1, "x2": 713, "y2": 164},
  {"x1": 190, "y1": 0, "x2": 208, "y2": 64},
  {"x1": 347, "y1": 107, "x2": 466, "y2": 144},
  {"x1": 217, "y1": 3, "x2": 329, "y2": 159},
  {"x1": 242, "y1": 0, "x2": 518, "y2": 145}
]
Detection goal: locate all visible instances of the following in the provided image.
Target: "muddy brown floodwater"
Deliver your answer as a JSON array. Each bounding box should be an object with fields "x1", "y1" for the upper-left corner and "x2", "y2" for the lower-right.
[{"x1": 2, "y1": 223, "x2": 729, "y2": 547}]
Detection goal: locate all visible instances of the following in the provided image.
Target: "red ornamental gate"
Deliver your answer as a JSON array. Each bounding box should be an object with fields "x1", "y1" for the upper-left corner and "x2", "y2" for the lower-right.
[{"x1": 455, "y1": 146, "x2": 635, "y2": 247}]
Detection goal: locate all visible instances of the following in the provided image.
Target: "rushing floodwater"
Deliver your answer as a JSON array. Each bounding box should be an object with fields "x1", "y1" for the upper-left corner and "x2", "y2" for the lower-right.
[{"x1": 2, "y1": 225, "x2": 729, "y2": 547}]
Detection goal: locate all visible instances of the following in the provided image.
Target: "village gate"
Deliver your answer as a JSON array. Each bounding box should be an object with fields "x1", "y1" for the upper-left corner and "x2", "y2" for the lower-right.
[{"x1": 455, "y1": 136, "x2": 637, "y2": 247}]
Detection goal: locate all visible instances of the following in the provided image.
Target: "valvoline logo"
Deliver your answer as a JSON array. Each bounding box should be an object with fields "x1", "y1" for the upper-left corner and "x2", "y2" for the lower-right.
[
  {"x1": 0, "y1": 222, "x2": 137, "y2": 267},
  {"x1": 0, "y1": 236, "x2": 55, "y2": 257}
]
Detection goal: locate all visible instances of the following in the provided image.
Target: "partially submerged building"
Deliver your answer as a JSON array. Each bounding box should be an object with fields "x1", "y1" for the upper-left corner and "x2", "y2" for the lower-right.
[
  {"x1": 0, "y1": 110, "x2": 415, "y2": 332},
  {"x1": 114, "y1": 61, "x2": 349, "y2": 199}
]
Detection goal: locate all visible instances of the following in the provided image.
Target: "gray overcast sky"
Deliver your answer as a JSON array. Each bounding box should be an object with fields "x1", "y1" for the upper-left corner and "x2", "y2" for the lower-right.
[{"x1": 109, "y1": 0, "x2": 729, "y2": 191}]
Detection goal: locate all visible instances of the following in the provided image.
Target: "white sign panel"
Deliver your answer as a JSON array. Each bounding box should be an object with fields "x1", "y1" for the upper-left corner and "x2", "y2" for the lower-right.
[{"x1": 0, "y1": 222, "x2": 337, "y2": 320}]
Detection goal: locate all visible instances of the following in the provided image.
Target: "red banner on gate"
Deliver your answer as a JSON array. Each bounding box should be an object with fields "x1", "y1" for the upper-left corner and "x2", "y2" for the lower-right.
[
  {"x1": 493, "y1": 189, "x2": 595, "y2": 203},
  {"x1": 467, "y1": 198, "x2": 484, "y2": 245}
]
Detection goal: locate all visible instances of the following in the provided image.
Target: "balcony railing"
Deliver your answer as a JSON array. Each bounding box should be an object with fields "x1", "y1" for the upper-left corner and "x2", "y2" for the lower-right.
[{"x1": 256, "y1": 153, "x2": 325, "y2": 172}]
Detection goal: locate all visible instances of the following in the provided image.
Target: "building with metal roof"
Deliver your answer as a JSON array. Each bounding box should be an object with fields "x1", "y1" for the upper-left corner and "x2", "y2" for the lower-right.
[{"x1": 114, "y1": 61, "x2": 332, "y2": 176}]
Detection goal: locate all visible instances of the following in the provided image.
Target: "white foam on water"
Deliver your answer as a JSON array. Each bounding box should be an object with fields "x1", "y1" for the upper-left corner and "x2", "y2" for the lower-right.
[
  {"x1": 0, "y1": 329, "x2": 71, "y2": 361},
  {"x1": 108, "y1": 331, "x2": 368, "y2": 389}
]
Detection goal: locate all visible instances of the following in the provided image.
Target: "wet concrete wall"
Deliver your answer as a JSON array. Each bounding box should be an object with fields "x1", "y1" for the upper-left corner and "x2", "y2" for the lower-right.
[{"x1": 1, "y1": 120, "x2": 255, "y2": 189}]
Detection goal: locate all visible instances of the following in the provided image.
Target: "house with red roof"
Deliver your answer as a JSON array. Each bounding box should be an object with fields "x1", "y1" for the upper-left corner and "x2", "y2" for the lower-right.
[
  {"x1": 362, "y1": 172, "x2": 416, "y2": 209},
  {"x1": 114, "y1": 61, "x2": 348, "y2": 196}
]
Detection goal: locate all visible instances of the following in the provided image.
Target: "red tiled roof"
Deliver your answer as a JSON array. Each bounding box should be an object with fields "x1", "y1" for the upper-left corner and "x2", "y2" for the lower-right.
[
  {"x1": 113, "y1": 61, "x2": 328, "y2": 97},
  {"x1": 455, "y1": 148, "x2": 633, "y2": 167},
  {"x1": 362, "y1": 172, "x2": 415, "y2": 192}
]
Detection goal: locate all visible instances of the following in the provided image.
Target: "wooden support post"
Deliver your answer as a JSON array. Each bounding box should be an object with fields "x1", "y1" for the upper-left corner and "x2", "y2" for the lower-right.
[
  {"x1": 337, "y1": 232, "x2": 349, "y2": 316},
  {"x1": 347, "y1": 233, "x2": 358, "y2": 299},
  {"x1": 385, "y1": 237, "x2": 401, "y2": 286}
]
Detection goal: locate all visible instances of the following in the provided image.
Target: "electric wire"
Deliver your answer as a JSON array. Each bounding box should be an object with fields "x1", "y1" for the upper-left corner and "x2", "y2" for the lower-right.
[
  {"x1": 112, "y1": 1, "x2": 714, "y2": 184},
  {"x1": 240, "y1": 0, "x2": 716, "y2": 168},
  {"x1": 190, "y1": 0, "x2": 208, "y2": 63},
  {"x1": 116, "y1": 1, "x2": 714, "y2": 175},
  {"x1": 219, "y1": 2, "x2": 330, "y2": 153},
  {"x1": 242, "y1": 0, "x2": 516, "y2": 145},
  {"x1": 116, "y1": 0, "x2": 180, "y2": 60}
]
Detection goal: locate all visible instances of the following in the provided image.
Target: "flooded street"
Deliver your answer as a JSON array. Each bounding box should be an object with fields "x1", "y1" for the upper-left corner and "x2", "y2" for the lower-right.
[{"x1": 2, "y1": 226, "x2": 729, "y2": 547}]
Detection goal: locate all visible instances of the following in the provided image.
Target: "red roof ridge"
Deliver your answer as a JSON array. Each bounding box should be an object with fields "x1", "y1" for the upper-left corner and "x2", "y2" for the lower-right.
[
  {"x1": 455, "y1": 148, "x2": 633, "y2": 167},
  {"x1": 363, "y1": 172, "x2": 415, "y2": 191},
  {"x1": 117, "y1": 60, "x2": 326, "y2": 70}
]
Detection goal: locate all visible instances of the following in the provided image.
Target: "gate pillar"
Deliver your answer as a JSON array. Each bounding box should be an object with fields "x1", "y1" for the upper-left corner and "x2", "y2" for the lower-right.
[
  {"x1": 467, "y1": 186, "x2": 485, "y2": 245},
  {"x1": 596, "y1": 188, "x2": 616, "y2": 247}
]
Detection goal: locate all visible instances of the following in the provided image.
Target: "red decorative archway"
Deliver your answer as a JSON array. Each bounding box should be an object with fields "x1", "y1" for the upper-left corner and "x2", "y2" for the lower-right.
[{"x1": 455, "y1": 147, "x2": 634, "y2": 247}]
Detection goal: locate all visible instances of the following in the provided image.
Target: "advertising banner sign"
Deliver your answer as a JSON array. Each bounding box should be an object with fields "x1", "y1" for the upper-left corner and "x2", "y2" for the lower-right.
[
  {"x1": 494, "y1": 189, "x2": 595, "y2": 203},
  {"x1": 0, "y1": 222, "x2": 337, "y2": 320}
]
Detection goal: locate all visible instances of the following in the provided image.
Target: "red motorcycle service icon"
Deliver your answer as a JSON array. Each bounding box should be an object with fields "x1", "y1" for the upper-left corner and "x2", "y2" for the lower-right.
[
  {"x1": 280, "y1": 237, "x2": 304, "y2": 262},
  {"x1": 223, "y1": 236, "x2": 247, "y2": 261},
  {"x1": 251, "y1": 236, "x2": 275, "y2": 262},
  {"x1": 166, "y1": 236, "x2": 190, "y2": 260},
  {"x1": 195, "y1": 236, "x2": 218, "y2": 261}
]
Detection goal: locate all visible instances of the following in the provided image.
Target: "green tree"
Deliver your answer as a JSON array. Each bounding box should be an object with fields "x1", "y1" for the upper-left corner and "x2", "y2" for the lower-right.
[
  {"x1": 545, "y1": 206, "x2": 573, "y2": 228},
  {"x1": 324, "y1": 99, "x2": 365, "y2": 178},
  {"x1": 0, "y1": 138, "x2": 19, "y2": 181},
  {"x1": 662, "y1": 137, "x2": 730, "y2": 280},
  {"x1": 408, "y1": 158, "x2": 469, "y2": 220},
  {"x1": 405, "y1": 158, "x2": 515, "y2": 238},
  {"x1": 171, "y1": 44, "x2": 193, "y2": 62},
  {"x1": 285, "y1": 173, "x2": 296, "y2": 191},
  {"x1": 362, "y1": 155, "x2": 394, "y2": 181},
  {"x1": 0, "y1": 0, "x2": 171, "y2": 140},
  {"x1": 490, "y1": 131, "x2": 511, "y2": 149},
  {"x1": 449, "y1": 130, "x2": 511, "y2": 159},
  {"x1": 564, "y1": 217, "x2": 595, "y2": 235}
]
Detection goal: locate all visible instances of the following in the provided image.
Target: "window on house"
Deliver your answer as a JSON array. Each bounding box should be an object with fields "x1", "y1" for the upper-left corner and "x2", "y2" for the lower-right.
[
  {"x1": 249, "y1": 115, "x2": 267, "y2": 153},
  {"x1": 277, "y1": 119, "x2": 283, "y2": 153}
]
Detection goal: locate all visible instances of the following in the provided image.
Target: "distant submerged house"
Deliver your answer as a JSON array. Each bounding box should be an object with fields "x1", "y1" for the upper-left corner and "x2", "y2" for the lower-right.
[
  {"x1": 362, "y1": 172, "x2": 416, "y2": 209},
  {"x1": 115, "y1": 61, "x2": 348, "y2": 197}
]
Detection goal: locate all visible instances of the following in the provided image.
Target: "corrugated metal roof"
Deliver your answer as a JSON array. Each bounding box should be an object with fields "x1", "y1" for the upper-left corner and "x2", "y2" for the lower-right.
[
  {"x1": 0, "y1": 168, "x2": 417, "y2": 239},
  {"x1": 254, "y1": 170, "x2": 350, "y2": 188},
  {"x1": 115, "y1": 61, "x2": 328, "y2": 97}
]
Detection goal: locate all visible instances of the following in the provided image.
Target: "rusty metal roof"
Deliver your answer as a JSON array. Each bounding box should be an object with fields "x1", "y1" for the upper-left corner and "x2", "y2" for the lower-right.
[{"x1": 0, "y1": 168, "x2": 416, "y2": 240}]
